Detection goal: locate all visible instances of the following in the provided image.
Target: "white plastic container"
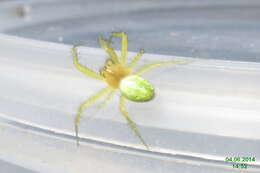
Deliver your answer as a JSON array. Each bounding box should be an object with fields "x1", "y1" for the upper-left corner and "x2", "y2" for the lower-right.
[
  {"x1": 0, "y1": 34, "x2": 260, "y2": 173},
  {"x1": 0, "y1": 0, "x2": 260, "y2": 172}
]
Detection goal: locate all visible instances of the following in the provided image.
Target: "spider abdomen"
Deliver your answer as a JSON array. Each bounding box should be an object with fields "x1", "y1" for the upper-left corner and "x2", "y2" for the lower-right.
[{"x1": 119, "y1": 75, "x2": 154, "y2": 102}]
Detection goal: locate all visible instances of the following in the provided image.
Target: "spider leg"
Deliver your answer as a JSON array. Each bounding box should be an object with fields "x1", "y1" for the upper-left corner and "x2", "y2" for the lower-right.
[
  {"x1": 134, "y1": 59, "x2": 194, "y2": 75},
  {"x1": 98, "y1": 90, "x2": 116, "y2": 110},
  {"x1": 111, "y1": 32, "x2": 128, "y2": 64},
  {"x1": 98, "y1": 36, "x2": 119, "y2": 63},
  {"x1": 72, "y1": 46, "x2": 104, "y2": 80},
  {"x1": 75, "y1": 87, "x2": 111, "y2": 145},
  {"x1": 128, "y1": 49, "x2": 145, "y2": 69},
  {"x1": 119, "y1": 95, "x2": 149, "y2": 150},
  {"x1": 87, "y1": 90, "x2": 116, "y2": 120}
]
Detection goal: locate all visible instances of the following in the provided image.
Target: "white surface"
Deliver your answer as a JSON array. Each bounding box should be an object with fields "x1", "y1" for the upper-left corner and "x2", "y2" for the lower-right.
[
  {"x1": 0, "y1": 34, "x2": 259, "y2": 140},
  {"x1": 0, "y1": 35, "x2": 259, "y2": 173},
  {"x1": 1, "y1": 0, "x2": 260, "y2": 172}
]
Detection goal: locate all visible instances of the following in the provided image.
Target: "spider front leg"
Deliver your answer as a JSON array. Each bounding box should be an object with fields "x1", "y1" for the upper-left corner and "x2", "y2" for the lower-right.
[
  {"x1": 119, "y1": 95, "x2": 149, "y2": 150},
  {"x1": 128, "y1": 49, "x2": 145, "y2": 69},
  {"x1": 111, "y1": 32, "x2": 128, "y2": 64},
  {"x1": 98, "y1": 36, "x2": 119, "y2": 63},
  {"x1": 75, "y1": 87, "x2": 111, "y2": 145},
  {"x1": 72, "y1": 46, "x2": 104, "y2": 80}
]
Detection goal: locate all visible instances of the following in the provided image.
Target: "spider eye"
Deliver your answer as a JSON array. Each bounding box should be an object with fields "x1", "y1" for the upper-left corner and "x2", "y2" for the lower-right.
[
  {"x1": 105, "y1": 59, "x2": 113, "y2": 66},
  {"x1": 119, "y1": 75, "x2": 154, "y2": 102}
]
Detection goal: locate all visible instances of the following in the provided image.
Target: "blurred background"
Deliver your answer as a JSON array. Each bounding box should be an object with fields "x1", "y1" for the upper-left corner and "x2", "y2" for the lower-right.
[{"x1": 1, "y1": 0, "x2": 260, "y2": 62}]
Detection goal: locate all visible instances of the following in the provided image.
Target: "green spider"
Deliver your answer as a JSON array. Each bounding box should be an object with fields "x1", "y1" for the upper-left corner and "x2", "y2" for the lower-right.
[{"x1": 72, "y1": 32, "x2": 192, "y2": 150}]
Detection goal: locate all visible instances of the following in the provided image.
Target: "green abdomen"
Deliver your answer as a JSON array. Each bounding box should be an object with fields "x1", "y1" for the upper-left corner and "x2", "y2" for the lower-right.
[{"x1": 119, "y1": 75, "x2": 154, "y2": 102}]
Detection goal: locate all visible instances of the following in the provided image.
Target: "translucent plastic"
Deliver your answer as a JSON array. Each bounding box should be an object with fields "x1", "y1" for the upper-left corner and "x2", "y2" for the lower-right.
[
  {"x1": 1, "y1": 0, "x2": 260, "y2": 172},
  {"x1": 0, "y1": 34, "x2": 260, "y2": 173}
]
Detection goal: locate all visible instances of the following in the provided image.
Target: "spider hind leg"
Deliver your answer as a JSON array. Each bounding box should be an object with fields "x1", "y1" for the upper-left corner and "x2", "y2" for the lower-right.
[
  {"x1": 74, "y1": 87, "x2": 111, "y2": 145},
  {"x1": 119, "y1": 95, "x2": 149, "y2": 150},
  {"x1": 134, "y1": 59, "x2": 195, "y2": 75}
]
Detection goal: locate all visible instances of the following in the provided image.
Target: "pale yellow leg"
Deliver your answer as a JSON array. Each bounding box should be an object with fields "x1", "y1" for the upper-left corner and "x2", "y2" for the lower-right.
[
  {"x1": 75, "y1": 87, "x2": 111, "y2": 145},
  {"x1": 72, "y1": 46, "x2": 104, "y2": 80},
  {"x1": 87, "y1": 90, "x2": 116, "y2": 120},
  {"x1": 98, "y1": 90, "x2": 116, "y2": 110},
  {"x1": 98, "y1": 36, "x2": 119, "y2": 63},
  {"x1": 119, "y1": 95, "x2": 149, "y2": 150},
  {"x1": 128, "y1": 49, "x2": 145, "y2": 69},
  {"x1": 134, "y1": 59, "x2": 194, "y2": 75},
  {"x1": 111, "y1": 32, "x2": 128, "y2": 64}
]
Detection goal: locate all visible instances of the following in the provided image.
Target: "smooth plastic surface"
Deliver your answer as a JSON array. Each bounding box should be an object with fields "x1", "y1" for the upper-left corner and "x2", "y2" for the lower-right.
[
  {"x1": 0, "y1": 0, "x2": 260, "y2": 173},
  {"x1": 0, "y1": 34, "x2": 259, "y2": 173}
]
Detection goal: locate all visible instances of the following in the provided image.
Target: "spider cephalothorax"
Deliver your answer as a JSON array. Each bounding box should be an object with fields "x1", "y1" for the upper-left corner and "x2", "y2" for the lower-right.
[
  {"x1": 72, "y1": 32, "x2": 192, "y2": 149},
  {"x1": 101, "y1": 60, "x2": 131, "y2": 89}
]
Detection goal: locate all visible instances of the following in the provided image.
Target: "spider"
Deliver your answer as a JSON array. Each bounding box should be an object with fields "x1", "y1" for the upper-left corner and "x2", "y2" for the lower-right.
[{"x1": 72, "y1": 32, "x2": 192, "y2": 150}]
